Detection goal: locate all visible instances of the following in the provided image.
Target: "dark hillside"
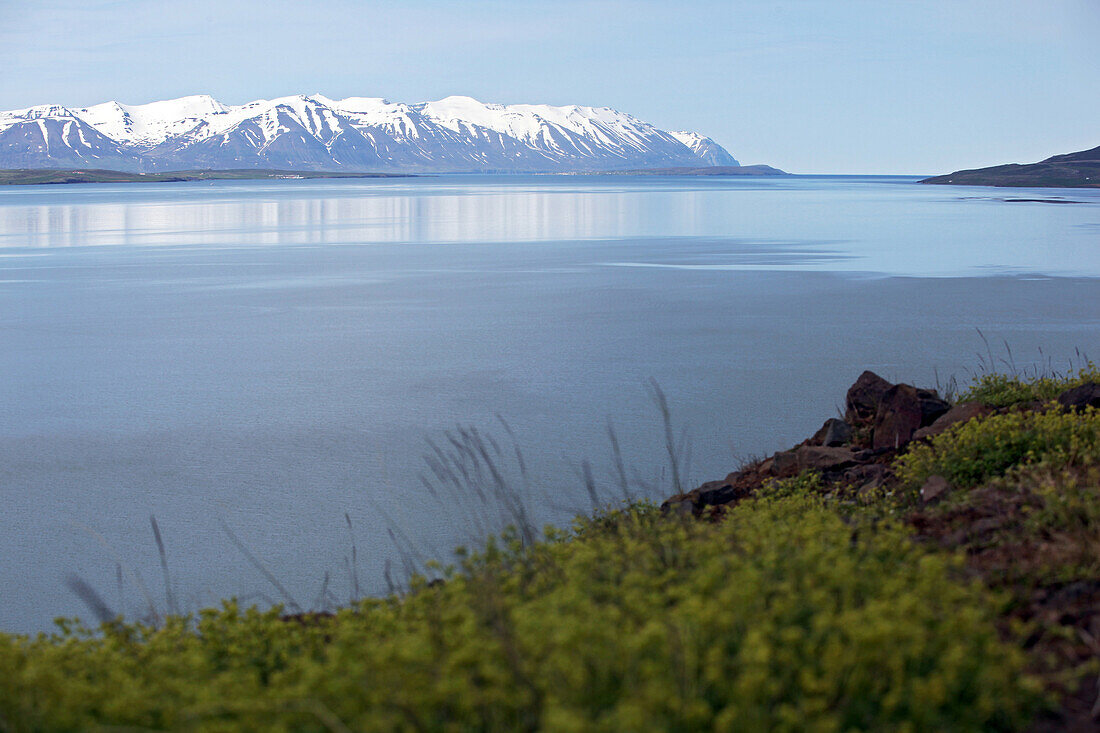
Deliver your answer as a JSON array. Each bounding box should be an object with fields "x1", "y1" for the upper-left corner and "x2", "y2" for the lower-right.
[{"x1": 922, "y1": 146, "x2": 1100, "y2": 188}]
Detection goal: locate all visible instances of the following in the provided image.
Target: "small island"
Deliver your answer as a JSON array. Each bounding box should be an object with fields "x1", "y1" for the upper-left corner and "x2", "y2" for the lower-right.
[{"x1": 921, "y1": 145, "x2": 1100, "y2": 188}]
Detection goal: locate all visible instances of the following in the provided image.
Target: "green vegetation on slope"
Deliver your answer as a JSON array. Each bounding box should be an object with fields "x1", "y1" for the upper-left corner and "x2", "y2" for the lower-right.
[
  {"x1": 960, "y1": 365, "x2": 1100, "y2": 408},
  {"x1": 0, "y1": 496, "x2": 1039, "y2": 731},
  {"x1": 896, "y1": 394, "x2": 1100, "y2": 726},
  {"x1": 895, "y1": 408, "x2": 1100, "y2": 492}
]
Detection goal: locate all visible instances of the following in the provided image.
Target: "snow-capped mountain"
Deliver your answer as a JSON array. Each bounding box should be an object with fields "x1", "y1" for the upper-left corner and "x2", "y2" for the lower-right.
[
  {"x1": 0, "y1": 105, "x2": 138, "y2": 170},
  {"x1": 0, "y1": 94, "x2": 740, "y2": 173},
  {"x1": 669, "y1": 131, "x2": 739, "y2": 167}
]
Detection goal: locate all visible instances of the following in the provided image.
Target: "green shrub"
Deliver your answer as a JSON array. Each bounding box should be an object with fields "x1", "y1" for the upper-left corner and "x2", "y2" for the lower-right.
[
  {"x1": 0, "y1": 496, "x2": 1041, "y2": 732},
  {"x1": 758, "y1": 470, "x2": 826, "y2": 500},
  {"x1": 960, "y1": 363, "x2": 1100, "y2": 408},
  {"x1": 896, "y1": 408, "x2": 1100, "y2": 493}
]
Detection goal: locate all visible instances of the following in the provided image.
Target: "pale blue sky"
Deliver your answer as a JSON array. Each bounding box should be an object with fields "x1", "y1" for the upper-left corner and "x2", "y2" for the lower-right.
[{"x1": 0, "y1": 0, "x2": 1096, "y2": 173}]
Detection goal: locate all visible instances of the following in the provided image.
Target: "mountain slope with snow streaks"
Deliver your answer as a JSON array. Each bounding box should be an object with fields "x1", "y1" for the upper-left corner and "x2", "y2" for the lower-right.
[{"x1": 0, "y1": 94, "x2": 742, "y2": 173}]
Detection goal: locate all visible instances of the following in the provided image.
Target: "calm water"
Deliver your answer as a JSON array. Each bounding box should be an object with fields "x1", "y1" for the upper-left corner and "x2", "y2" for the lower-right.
[{"x1": 2, "y1": 174, "x2": 1099, "y2": 632}]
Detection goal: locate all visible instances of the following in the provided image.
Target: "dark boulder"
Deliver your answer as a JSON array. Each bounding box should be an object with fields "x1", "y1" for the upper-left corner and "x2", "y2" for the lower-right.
[
  {"x1": 772, "y1": 449, "x2": 800, "y2": 476},
  {"x1": 872, "y1": 384, "x2": 924, "y2": 450},
  {"x1": 845, "y1": 371, "x2": 894, "y2": 424},
  {"x1": 913, "y1": 402, "x2": 989, "y2": 440},
  {"x1": 915, "y1": 388, "x2": 951, "y2": 425},
  {"x1": 811, "y1": 418, "x2": 853, "y2": 447},
  {"x1": 766, "y1": 444, "x2": 863, "y2": 479},
  {"x1": 661, "y1": 472, "x2": 757, "y2": 514},
  {"x1": 695, "y1": 480, "x2": 741, "y2": 507},
  {"x1": 1058, "y1": 383, "x2": 1100, "y2": 412},
  {"x1": 871, "y1": 384, "x2": 952, "y2": 450},
  {"x1": 755, "y1": 456, "x2": 775, "y2": 476},
  {"x1": 795, "y1": 445, "x2": 861, "y2": 472}
]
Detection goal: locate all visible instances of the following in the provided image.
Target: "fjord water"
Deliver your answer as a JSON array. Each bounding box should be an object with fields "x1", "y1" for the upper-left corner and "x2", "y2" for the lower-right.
[{"x1": 2, "y1": 175, "x2": 1099, "y2": 632}]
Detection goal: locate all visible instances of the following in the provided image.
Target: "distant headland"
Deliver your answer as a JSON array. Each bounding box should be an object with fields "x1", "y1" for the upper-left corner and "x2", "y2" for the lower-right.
[{"x1": 921, "y1": 145, "x2": 1100, "y2": 188}]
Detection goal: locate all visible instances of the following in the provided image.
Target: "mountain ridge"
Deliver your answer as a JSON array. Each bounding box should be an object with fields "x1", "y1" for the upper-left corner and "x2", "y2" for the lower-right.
[{"x1": 0, "y1": 94, "x2": 744, "y2": 174}]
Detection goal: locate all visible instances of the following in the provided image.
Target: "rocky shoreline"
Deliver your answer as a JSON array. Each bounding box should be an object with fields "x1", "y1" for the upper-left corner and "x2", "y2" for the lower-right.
[{"x1": 663, "y1": 370, "x2": 1098, "y2": 516}]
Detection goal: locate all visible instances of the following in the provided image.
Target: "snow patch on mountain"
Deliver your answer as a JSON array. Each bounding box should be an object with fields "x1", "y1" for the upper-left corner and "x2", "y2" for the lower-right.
[
  {"x1": 77, "y1": 95, "x2": 230, "y2": 147},
  {"x1": 670, "y1": 131, "x2": 740, "y2": 167}
]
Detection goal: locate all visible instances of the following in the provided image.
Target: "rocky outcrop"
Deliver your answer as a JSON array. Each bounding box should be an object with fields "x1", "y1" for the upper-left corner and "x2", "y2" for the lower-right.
[
  {"x1": 872, "y1": 385, "x2": 950, "y2": 450},
  {"x1": 872, "y1": 384, "x2": 924, "y2": 450},
  {"x1": 845, "y1": 371, "x2": 893, "y2": 424},
  {"x1": 662, "y1": 370, "x2": 954, "y2": 516},
  {"x1": 659, "y1": 371, "x2": 1100, "y2": 517}
]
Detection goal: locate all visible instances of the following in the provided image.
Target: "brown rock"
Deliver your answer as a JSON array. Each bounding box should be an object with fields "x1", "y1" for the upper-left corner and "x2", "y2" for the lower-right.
[
  {"x1": 1057, "y1": 383, "x2": 1100, "y2": 412},
  {"x1": 920, "y1": 475, "x2": 950, "y2": 503},
  {"x1": 794, "y1": 445, "x2": 861, "y2": 472},
  {"x1": 663, "y1": 470, "x2": 762, "y2": 514},
  {"x1": 756, "y1": 457, "x2": 775, "y2": 476},
  {"x1": 773, "y1": 450, "x2": 799, "y2": 475},
  {"x1": 845, "y1": 371, "x2": 894, "y2": 424},
  {"x1": 872, "y1": 384, "x2": 923, "y2": 450},
  {"x1": 810, "y1": 418, "x2": 853, "y2": 447},
  {"x1": 913, "y1": 402, "x2": 990, "y2": 440}
]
